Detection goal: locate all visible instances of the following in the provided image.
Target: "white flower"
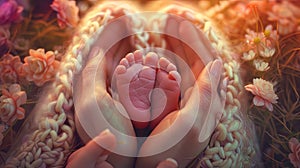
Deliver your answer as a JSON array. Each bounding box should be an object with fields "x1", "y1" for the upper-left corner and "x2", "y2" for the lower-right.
[
  {"x1": 242, "y1": 50, "x2": 256, "y2": 61},
  {"x1": 245, "y1": 29, "x2": 264, "y2": 45},
  {"x1": 264, "y1": 25, "x2": 278, "y2": 40},
  {"x1": 260, "y1": 47, "x2": 275, "y2": 58},
  {"x1": 253, "y1": 59, "x2": 270, "y2": 71}
]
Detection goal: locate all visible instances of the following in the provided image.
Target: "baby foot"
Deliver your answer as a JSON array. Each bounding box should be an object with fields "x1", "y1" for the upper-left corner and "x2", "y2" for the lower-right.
[
  {"x1": 150, "y1": 57, "x2": 181, "y2": 129},
  {"x1": 114, "y1": 50, "x2": 158, "y2": 129}
]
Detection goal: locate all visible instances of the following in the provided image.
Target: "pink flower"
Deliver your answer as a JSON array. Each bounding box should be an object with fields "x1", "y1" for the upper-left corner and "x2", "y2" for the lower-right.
[
  {"x1": 268, "y1": 1, "x2": 300, "y2": 35},
  {"x1": 289, "y1": 138, "x2": 300, "y2": 168},
  {"x1": 50, "y1": 0, "x2": 79, "y2": 29},
  {"x1": 245, "y1": 78, "x2": 278, "y2": 111},
  {"x1": 22, "y1": 49, "x2": 60, "y2": 86},
  {"x1": 0, "y1": 54, "x2": 22, "y2": 84},
  {"x1": 0, "y1": 0, "x2": 23, "y2": 25},
  {"x1": 0, "y1": 84, "x2": 27, "y2": 125}
]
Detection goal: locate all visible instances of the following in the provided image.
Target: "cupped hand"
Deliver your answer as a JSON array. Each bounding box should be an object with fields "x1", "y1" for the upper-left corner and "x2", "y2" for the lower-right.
[
  {"x1": 73, "y1": 14, "x2": 137, "y2": 168},
  {"x1": 67, "y1": 129, "x2": 178, "y2": 168},
  {"x1": 73, "y1": 7, "x2": 225, "y2": 168},
  {"x1": 135, "y1": 15, "x2": 225, "y2": 168}
]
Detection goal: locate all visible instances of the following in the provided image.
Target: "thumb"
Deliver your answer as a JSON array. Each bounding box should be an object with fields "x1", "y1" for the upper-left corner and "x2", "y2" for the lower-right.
[
  {"x1": 67, "y1": 129, "x2": 116, "y2": 168},
  {"x1": 197, "y1": 59, "x2": 223, "y2": 106},
  {"x1": 197, "y1": 59, "x2": 224, "y2": 142},
  {"x1": 82, "y1": 129, "x2": 116, "y2": 160},
  {"x1": 157, "y1": 158, "x2": 178, "y2": 168}
]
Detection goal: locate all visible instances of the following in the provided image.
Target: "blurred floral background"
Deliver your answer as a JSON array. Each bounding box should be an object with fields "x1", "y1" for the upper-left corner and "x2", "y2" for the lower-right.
[{"x1": 0, "y1": 0, "x2": 299, "y2": 167}]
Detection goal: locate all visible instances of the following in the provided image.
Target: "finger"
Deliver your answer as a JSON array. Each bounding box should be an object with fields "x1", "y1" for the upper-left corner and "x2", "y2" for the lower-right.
[
  {"x1": 197, "y1": 59, "x2": 224, "y2": 142},
  {"x1": 178, "y1": 59, "x2": 223, "y2": 142},
  {"x1": 157, "y1": 158, "x2": 178, "y2": 168},
  {"x1": 96, "y1": 161, "x2": 114, "y2": 168},
  {"x1": 106, "y1": 38, "x2": 133, "y2": 81},
  {"x1": 164, "y1": 16, "x2": 195, "y2": 93},
  {"x1": 182, "y1": 61, "x2": 213, "y2": 109},
  {"x1": 165, "y1": 16, "x2": 183, "y2": 57},
  {"x1": 91, "y1": 19, "x2": 129, "y2": 59},
  {"x1": 179, "y1": 20, "x2": 217, "y2": 65},
  {"x1": 208, "y1": 59, "x2": 223, "y2": 84},
  {"x1": 178, "y1": 21, "x2": 198, "y2": 68},
  {"x1": 179, "y1": 87, "x2": 193, "y2": 108},
  {"x1": 150, "y1": 111, "x2": 179, "y2": 135},
  {"x1": 66, "y1": 129, "x2": 116, "y2": 168},
  {"x1": 164, "y1": 16, "x2": 185, "y2": 70},
  {"x1": 78, "y1": 129, "x2": 116, "y2": 164}
]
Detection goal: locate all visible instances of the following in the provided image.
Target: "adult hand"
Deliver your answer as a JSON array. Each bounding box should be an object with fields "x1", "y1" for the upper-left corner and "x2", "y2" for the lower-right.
[
  {"x1": 67, "y1": 129, "x2": 178, "y2": 168},
  {"x1": 66, "y1": 129, "x2": 116, "y2": 168},
  {"x1": 136, "y1": 15, "x2": 225, "y2": 168},
  {"x1": 73, "y1": 13, "x2": 137, "y2": 168}
]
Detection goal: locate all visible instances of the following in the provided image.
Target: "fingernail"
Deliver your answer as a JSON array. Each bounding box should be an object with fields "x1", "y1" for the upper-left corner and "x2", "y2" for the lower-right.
[
  {"x1": 209, "y1": 59, "x2": 222, "y2": 78},
  {"x1": 94, "y1": 129, "x2": 115, "y2": 151},
  {"x1": 99, "y1": 129, "x2": 111, "y2": 136},
  {"x1": 166, "y1": 158, "x2": 178, "y2": 167},
  {"x1": 97, "y1": 154, "x2": 109, "y2": 161},
  {"x1": 157, "y1": 158, "x2": 178, "y2": 168}
]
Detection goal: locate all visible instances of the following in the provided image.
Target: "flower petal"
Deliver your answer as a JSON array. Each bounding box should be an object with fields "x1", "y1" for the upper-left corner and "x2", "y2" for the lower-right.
[
  {"x1": 265, "y1": 102, "x2": 274, "y2": 111},
  {"x1": 16, "y1": 108, "x2": 25, "y2": 120},
  {"x1": 253, "y1": 96, "x2": 264, "y2": 106},
  {"x1": 15, "y1": 91, "x2": 27, "y2": 106},
  {"x1": 289, "y1": 138, "x2": 299, "y2": 151},
  {"x1": 9, "y1": 84, "x2": 21, "y2": 94},
  {"x1": 245, "y1": 84, "x2": 259, "y2": 95}
]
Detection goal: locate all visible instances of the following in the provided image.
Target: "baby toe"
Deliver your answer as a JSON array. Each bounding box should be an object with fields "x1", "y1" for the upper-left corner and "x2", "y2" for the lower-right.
[
  {"x1": 125, "y1": 53, "x2": 135, "y2": 66},
  {"x1": 167, "y1": 63, "x2": 176, "y2": 72},
  {"x1": 120, "y1": 57, "x2": 130, "y2": 68},
  {"x1": 158, "y1": 57, "x2": 169, "y2": 71},
  {"x1": 133, "y1": 50, "x2": 143, "y2": 64},
  {"x1": 144, "y1": 52, "x2": 158, "y2": 68},
  {"x1": 115, "y1": 65, "x2": 127, "y2": 74},
  {"x1": 169, "y1": 71, "x2": 181, "y2": 84},
  {"x1": 158, "y1": 57, "x2": 177, "y2": 72}
]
